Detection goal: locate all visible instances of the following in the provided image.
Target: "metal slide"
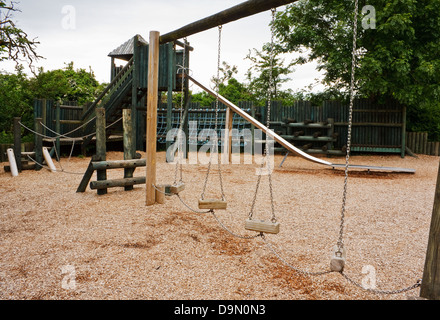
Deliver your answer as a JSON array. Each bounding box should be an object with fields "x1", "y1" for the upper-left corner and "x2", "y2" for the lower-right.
[{"x1": 188, "y1": 75, "x2": 416, "y2": 174}]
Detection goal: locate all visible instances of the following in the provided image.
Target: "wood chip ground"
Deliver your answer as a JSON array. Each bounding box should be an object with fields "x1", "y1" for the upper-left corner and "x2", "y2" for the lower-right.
[{"x1": 0, "y1": 152, "x2": 437, "y2": 300}]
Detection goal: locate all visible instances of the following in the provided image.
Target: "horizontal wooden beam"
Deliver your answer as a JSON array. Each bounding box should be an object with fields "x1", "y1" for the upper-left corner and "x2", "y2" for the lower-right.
[
  {"x1": 159, "y1": 0, "x2": 298, "y2": 44},
  {"x1": 92, "y1": 159, "x2": 146, "y2": 170},
  {"x1": 90, "y1": 177, "x2": 146, "y2": 190},
  {"x1": 53, "y1": 120, "x2": 82, "y2": 125},
  {"x1": 286, "y1": 122, "x2": 332, "y2": 129},
  {"x1": 58, "y1": 105, "x2": 84, "y2": 111},
  {"x1": 280, "y1": 135, "x2": 336, "y2": 142}
]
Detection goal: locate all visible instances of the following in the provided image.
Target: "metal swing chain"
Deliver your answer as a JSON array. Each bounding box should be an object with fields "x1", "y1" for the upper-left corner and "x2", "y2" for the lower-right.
[
  {"x1": 201, "y1": 25, "x2": 226, "y2": 201},
  {"x1": 336, "y1": 0, "x2": 359, "y2": 255},
  {"x1": 174, "y1": 38, "x2": 188, "y2": 185},
  {"x1": 333, "y1": 0, "x2": 421, "y2": 294},
  {"x1": 249, "y1": 8, "x2": 277, "y2": 223}
]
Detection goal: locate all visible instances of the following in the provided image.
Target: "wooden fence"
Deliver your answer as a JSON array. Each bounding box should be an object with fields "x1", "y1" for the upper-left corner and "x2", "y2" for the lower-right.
[
  {"x1": 406, "y1": 132, "x2": 440, "y2": 156},
  {"x1": 33, "y1": 99, "x2": 86, "y2": 139},
  {"x1": 4, "y1": 98, "x2": 439, "y2": 163},
  {"x1": 255, "y1": 98, "x2": 407, "y2": 157}
]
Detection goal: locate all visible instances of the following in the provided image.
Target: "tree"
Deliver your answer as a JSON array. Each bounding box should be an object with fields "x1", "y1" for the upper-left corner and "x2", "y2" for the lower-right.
[
  {"x1": 245, "y1": 44, "x2": 294, "y2": 104},
  {"x1": 30, "y1": 62, "x2": 105, "y2": 105},
  {"x1": 211, "y1": 61, "x2": 239, "y2": 88},
  {"x1": 0, "y1": 62, "x2": 105, "y2": 143},
  {"x1": 0, "y1": 65, "x2": 33, "y2": 142},
  {"x1": 191, "y1": 77, "x2": 253, "y2": 107},
  {"x1": 192, "y1": 61, "x2": 253, "y2": 107},
  {"x1": 0, "y1": 1, "x2": 42, "y2": 72},
  {"x1": 272, "y1": 0, "x2": 440, "y2": 102},
  {"x1": 273, "y1": 0, "x2": 440, "y2": 139}
]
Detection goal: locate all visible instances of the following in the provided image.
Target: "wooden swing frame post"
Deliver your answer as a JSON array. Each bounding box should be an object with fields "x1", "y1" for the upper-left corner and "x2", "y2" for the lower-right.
[
  {"x1": 146, "y1": 30, "x2": 160, "y2": 206},
  {"x1": 420, "y1": 159, "x2": 440, "y2": 300}
]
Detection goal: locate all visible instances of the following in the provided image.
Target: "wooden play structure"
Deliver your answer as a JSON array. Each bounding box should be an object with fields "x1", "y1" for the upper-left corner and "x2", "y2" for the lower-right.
[{"x1": 32, "y1": 33, "x2": 191, "y2": 156}]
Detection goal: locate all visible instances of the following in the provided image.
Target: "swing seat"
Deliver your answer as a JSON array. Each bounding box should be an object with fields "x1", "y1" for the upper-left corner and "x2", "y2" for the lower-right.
[
  {"x1": 330, "y1": 245, "x2": 346, "y2": 272},
  {"x1": 245, "y1": 218, "x2": 280, "y2": 234},
  {"x1": 169, "y1": 182, "x2": 185, "y2": 194},
  {"x1": 198, "y1": 199, "x2": 227, "y2": 210}
]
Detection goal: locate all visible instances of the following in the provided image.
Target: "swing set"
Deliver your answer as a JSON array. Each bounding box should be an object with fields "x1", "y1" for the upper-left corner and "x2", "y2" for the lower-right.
[
  {"x1": 7, "y1": 0, "x2": 430, "y2": 298},
  {"x1": 142, "y1": 0, "x2": 439, "y2": 297}
]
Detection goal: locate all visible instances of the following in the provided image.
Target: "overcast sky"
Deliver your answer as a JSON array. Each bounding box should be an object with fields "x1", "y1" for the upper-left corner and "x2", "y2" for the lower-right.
[{"x1": 1, "y1": 0, "x2": 325, "y2": 93}]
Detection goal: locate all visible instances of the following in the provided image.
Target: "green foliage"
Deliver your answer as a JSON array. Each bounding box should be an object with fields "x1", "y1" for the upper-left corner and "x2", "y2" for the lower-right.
[
  {"x1": 190, "y1": 90, "x2": 215, "y2": 107},
  {"x1": 245, "y1": 46, "x2": 294, "y2": 104},
  {"x1": 30, "y1": 62, "x2": 103, "y2": 105},
  {"x1": 191, "y1": 78, "x2": 254, "y2": 107},
  {"x1": 273, "y1": 0, "x2": 440, "y2": 127},
  {"x1": 211, "y1": 61, "x2": 239, "y2": 88},
  {"x1": 407, "y1": 101, "x2": 440, "y2": 141},
  {"x1": 191, "y1": 50, "x2": 296, "y2": 107},
  {"x1": 0, "y1": 65, "x2": 34, "y2": 140},
  {"x1": 0, "y1": 130, "x2": 13, "y2": 144},
  {"x1": 0, "y1": 62, "x2": 104, "y2": 143}
]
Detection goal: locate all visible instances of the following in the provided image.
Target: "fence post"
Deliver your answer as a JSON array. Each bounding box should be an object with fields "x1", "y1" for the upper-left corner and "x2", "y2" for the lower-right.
[
  {"x1": 251, "y1": 104, "x2": 256, "y2": 156},
  {"x1": 123, "y1": 109, "x2": 134, "y2": 191},
  {"x1": 96, "y1": 108, "x2": 107, "y2": 195},
  {"x1": 13, "y1": 117, "x2": 22, "y2": 173},
  {"x1": 401, "y1": 106, "x2": 406, "y2": 158},
  {"x1": 55, "y1": 101, "x2": 61, "y2": 160},
  {"x1": 34, "y1": 118, "x2": 43, "y2": 171},
  {"x1": 423, "y1": 132, "x2": 428, "y2": 155}
]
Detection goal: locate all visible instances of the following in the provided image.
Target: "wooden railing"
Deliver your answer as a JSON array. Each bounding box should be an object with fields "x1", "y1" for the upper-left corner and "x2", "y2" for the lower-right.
[{"x1": 81, "y1": 57, "x2": 134, "y2": 121}]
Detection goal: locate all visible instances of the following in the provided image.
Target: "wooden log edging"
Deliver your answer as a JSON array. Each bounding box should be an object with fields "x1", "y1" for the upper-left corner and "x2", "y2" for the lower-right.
[
  {"x1": 76, "y1": 157, "x2": 147, "y2": 193},
  {"x1": 90, "y1": 177, "x2": 146, "y2": 190},
  {"x1": 92, "y1": 159, "x2": 146, "y2": 171}
]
